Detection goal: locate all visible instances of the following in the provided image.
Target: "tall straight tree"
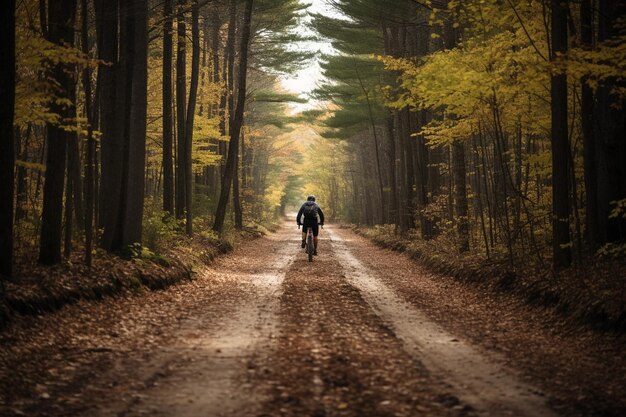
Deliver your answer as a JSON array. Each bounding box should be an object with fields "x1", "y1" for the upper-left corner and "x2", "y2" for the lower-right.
[
  {"x1": 175, "y1": 0, "x2": 187, "y2": 220},
  {"x1": 162, "y1": 0, "x2": 175, "y2": 215},
  {"x1": 595, "y1": 0, "x2": 626, "y2": 244},
  {"x1": 213, "y1": 0, "x2": 254, "y2": 234},
  {"x1": 183, "y1": 0, "x2": 201, "y2": 235},
  {"x1": 99, "y1": 0, "x2": 148, "y2": 251},
  {"x1": 122, "y1": 0, "x2": 148, "y2": 246},
  {"x1": 224, "y1": 0, "x2": 241, "y2": 229},
  {"x1": 40, "y1": 0, "x2": 77, "y2": 264},
  {"x1": 580, "y1": 0, "x2": 598, "y2": 248},
  {"x1": 550, "y1": 0, "x2": 571, "y2": 268},
  {"x1": 0, "y1": 0, "x2": 16, "y2": 278},
  {"x1": 81, "y1": 0, "x2": 95, "y2": 266},
  {"x1": 96, "y1": 0, "x2": 121, "y2": 250}
]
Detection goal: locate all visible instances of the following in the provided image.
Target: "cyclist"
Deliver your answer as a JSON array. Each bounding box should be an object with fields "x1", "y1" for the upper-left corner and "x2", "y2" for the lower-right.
[{"x1": 296, "y1": 195, "x2": 325, "y2": 255}]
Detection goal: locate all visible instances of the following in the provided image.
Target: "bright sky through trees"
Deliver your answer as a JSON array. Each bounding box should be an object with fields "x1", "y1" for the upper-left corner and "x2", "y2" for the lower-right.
[{"x1": 280, "y1": 0, "x2": 339, "y2": 110}]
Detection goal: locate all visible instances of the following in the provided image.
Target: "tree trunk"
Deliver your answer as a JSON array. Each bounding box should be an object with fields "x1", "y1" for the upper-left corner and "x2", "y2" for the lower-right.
[
  {"x1": 96, "y1": 0, "x2": 122, "y2": 250},
  {"x1": 98, "y1": 0, "x2": 146, "y2": 251},
  {"x1": 67, "y1": 120, "x2": 83, "y2": 229},
  {"x1": 580, "y1": 0, "x2": 598, "y2": 249},
  {"x1": 39, "y1": 0, "x2": 77, "y2": 265},
  {"x1": 386, "y1": 117, "x2": 399, "y2": 226},
  {"x1": 226, "y1": 0, "x2": 243, "y2": 230},
  {"x1": 550, "y1": 0, "x2": 572, "y2": 268},
  {"x1": 81, "y1": 0, "x2": 94, "y2": 267},
  {"x1": 395, "y1": 112, "x2": 408, "y2": 234},
  {"x1": 122, "y1": 0, "x2": 148, "y2": 246},
  {"x1": 184, "y1": 0, "x2": 201, "y2": 235},
  {"x1": 175, "y1": 0, "x2": 187, "y2": 220},
  {"x1": 15, "y1": 127, "x2": 29, "y2": 222},
  {"x1": 64, "y1": 161, "x2": 73, "y2": 257},
  {"x1": 233, "y1": 144, "x2": 243, "y2": 228},
  {"x1": 162, "y1": 0, "x2": 175, "y2": 215},
  {"x1": 213, "y1": 0, "x2": 253, "y2": 234},
  {"x1": 595, "y1": 0, "x2": 626, "y2": 244},
  {"x1": 0, "y1": 0, "x2": 16, "y2": 278}
]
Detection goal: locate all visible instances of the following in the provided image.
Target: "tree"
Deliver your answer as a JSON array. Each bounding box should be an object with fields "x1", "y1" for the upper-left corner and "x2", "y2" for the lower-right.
[
  {"x1": 175, "y1": 0, "x2": 187, "y2": 220},
  {"x1": 96, "y1": 0, "x2": 122, "y2": 250},
  {"x1": 183, "y1": 0, "x2": 201, "y2": 235},
  {"x1": 39, "y1": 0, "x2": 77, "y2": 264},
  {"x1": 580, "y1": 0, "x2": 597, "y2": 249},
  {"x1": 81, "y1": 0, "x2": 95, "y2": 267},
  {"x1": 98, "y1": 0, "x2": 148, "y2": 251},
  {"x1": 162, "y1": 0, "x2": 175, "y2": 215},
  {"x1": 213, "y1": 0, "x2": 254, "y2": 234},
  {"x1": 550, "y1": 0, "x2": 571, "y2": 268},
  {"x1": 0, "y1": 0, "x2": 16, "y2": 278},
  {"x1": 594, "y1": 0, "x2": 626, "y2": 245},
  {"x1": 122, "y1": 0, "x2": 149, "y2": 246}
]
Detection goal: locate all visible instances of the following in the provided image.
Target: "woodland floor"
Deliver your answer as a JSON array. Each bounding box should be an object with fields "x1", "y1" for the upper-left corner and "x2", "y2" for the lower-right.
[{"x1": 0, "y1": 221, "x2": 624, "y2": 417}]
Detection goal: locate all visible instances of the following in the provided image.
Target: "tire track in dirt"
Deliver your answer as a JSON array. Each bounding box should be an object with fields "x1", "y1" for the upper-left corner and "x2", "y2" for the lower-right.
[
  {"x1": 261, "y1": 228, "x2": 469, "y2": 417},
  {"x1": 82, "y1": 226, "x2": 298, "y2": 417},
  {"x1": 326, "y1": 226, "x2": 558, "y2": 417}
]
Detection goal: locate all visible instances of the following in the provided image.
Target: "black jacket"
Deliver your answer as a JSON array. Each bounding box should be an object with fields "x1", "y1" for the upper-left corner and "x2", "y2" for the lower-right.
[{"x1": 297, "y1": 201, "x2": 325, "y2": 225}]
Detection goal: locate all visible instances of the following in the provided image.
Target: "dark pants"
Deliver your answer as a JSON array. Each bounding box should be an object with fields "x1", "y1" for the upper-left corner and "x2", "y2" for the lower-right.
[{"x1": 302, "y1": 220, "x2": 319, "y2": 237}]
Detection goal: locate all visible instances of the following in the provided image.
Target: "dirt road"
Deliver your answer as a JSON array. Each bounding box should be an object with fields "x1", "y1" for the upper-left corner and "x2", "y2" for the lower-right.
[{"x1": 1, "y1": 222, "x2": 624, "y2": 417}]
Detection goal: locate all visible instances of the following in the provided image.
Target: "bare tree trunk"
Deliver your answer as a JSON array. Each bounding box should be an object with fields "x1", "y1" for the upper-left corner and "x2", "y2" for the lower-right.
[
  {"x1": 595, "y1": 0, "x2": 626, "y2": 244},
  {"x1": 550, "y1": 0, "x2": 572, "y2": 268},
  {"x1": 233, "y1": 144, "x2": 243, "y2": 228},
  {"x1": 67, "y1": 121, "x2": 83, "y2": 229},
  {"x1": 81, "y1": 0, "x2": 94, "y2": 267},
  {"x1": 184, "y1": 0, "x2": 201, "y2": 235},
  {"x1": 64, "y1": 163, "x2": 73, "y2": 257},
  {"x1": 175, "y1": 0, "x2": 187, "y2": 220},
  {"x1": 386, "y1": 116, "x2": 399, "y2": 226},
  {"x1": 580, "y1": 0, "x2": 597, "y2": 249},
  {"x1": 40, "y1": 0, "x2": 76, "y2": 265},
  {"x1": 122, "y1": 0, "x2": 148, "y2": 246},
  {"x1": 213, "y1": 0, "x2": 253, "y2": 234},
  {"x1": 96, "y1": 0, "x2": 122, "y2": 251},
  {"x1": 162, "y1": 0, "x2": 175, "y2": 215},
  {"x1": 0, "y1": 0, "x2": 16, "y2": 278},
  {"x1": 218, "y1": 0, "x2": 236, "y2": 185}
]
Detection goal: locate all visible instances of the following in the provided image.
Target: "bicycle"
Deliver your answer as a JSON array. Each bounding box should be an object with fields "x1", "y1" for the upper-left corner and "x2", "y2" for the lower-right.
[{"x1": 299, "y1": 225, "x2": 315, "y2": 262}]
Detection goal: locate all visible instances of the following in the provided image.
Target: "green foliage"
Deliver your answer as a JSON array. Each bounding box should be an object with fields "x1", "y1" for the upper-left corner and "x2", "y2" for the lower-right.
[{"x1": 142, "y1": 199, "x2": 182, "y2": 253}]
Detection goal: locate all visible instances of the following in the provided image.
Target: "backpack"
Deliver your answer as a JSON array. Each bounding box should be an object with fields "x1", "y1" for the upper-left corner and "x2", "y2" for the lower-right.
[{"x1": 303, "y1": 203, "x2": 318, "y2": 219}]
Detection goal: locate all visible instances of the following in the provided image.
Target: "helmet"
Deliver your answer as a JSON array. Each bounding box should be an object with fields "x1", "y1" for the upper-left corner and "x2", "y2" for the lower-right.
[{"x1": 307, "y1": 195, "x2": 316, "y2": 202}]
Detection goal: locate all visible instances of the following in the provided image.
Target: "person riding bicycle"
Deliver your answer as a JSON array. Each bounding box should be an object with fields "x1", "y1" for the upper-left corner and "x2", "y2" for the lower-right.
[{"x1": 296, "y1": 195, "x2": 325, "y2": 255}]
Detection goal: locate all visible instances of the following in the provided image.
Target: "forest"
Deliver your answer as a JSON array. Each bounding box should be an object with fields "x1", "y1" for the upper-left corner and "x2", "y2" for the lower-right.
[
  {"x1": 2, "y1": 0, "x2": 626, "y2": 269},
  {"x1": 1, "y1": 0, "x2": 625, "y2": 416},
  {"x1": 0, "y1": 0, "x2": 625, "y2": 306},
  {"x1": 1, "y1": 0, "x2": 313, "y2": 276}
]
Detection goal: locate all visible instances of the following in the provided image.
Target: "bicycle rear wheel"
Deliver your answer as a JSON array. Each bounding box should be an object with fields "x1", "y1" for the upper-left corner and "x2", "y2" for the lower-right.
[{"x1": 307, "y1": 231, "x2": 314, "y2": 262}]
